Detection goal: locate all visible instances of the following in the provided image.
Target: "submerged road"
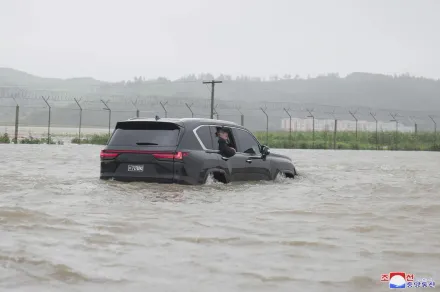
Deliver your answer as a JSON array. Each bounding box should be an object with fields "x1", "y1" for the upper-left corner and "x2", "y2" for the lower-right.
[{"x1": 0, "y1": 145, "x2": 439, "y2": 292}]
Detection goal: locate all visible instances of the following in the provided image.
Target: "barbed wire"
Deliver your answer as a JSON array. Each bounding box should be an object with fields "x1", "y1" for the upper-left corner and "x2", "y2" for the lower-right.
[{"x1": 0, "y1": 93, "x2": 439, "y2": 124}]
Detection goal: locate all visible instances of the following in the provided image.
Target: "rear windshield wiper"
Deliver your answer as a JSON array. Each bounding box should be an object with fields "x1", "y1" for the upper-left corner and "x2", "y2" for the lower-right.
[{"x1": 136, "y1": 142, "x2": 159, "y2": 145}]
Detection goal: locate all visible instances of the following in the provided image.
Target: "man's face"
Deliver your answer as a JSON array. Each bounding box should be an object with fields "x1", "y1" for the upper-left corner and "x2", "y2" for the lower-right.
[{"x1": 218, "y1": 130, "x2": 228, "y2": 140}]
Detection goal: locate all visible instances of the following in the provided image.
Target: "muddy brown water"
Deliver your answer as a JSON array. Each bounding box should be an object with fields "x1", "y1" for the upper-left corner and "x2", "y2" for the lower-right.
[{"x1": 0, "y1": 144, "x2": 439, "y2": 292}]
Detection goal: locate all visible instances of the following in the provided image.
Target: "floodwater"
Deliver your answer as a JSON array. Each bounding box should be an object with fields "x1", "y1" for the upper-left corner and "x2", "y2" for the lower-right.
[{"x1": 0, "y1": 145, "x2": 439, "y2": 292}]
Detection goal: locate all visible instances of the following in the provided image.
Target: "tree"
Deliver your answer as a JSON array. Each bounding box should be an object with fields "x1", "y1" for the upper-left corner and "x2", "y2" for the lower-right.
[{"x1": 156, "y1": 77, "x2": 170, "y2": 82}]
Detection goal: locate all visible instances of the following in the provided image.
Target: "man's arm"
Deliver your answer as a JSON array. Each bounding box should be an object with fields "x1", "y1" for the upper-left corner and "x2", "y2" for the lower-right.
[{"x1": 218, "y1": 138, "x2": 236, "y2": 157}]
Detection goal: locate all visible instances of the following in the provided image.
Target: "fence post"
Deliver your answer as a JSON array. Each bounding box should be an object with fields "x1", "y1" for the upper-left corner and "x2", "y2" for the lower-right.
[
  {"x1": 185, "y1": 103, "x2": 194, "y2": 118},
  {"x1": 429, "y1": 115, "x2": 437, "y2": 148},
  {"x1": 131, "y1": 99, "x2": 139, "y2": 118},
  {"x1": 160, "y1": 101, "x2": 168, "y2": 118},
  {"x1": 410, "y1": 116, "x2": 418, "y2": 149},
  {"x1": 283, "y1": 108, "x2": 292, "y2": 141},
  {"x1": 74, "y1": 98, "x2": 82, "y2": 143},
  {"x1": 12, "y1": 96, "x2": 19, "y2": 144},
  {"x1": 260, "y1": 107, "x2": 269, "y2": 145},
  {"x1": 370, "y1": 112, "x2": 378, "y2": 150},
  {"x1": 236, "y1": 107, "x2": 244, "y2": 126},
  {"x1": 42, "y1": 96, "x2": 51, "y2": 144},
  {"x1": 328, "y1": 110, "x2": 337, "y2": 150},
  {"x1": 389, "y1": 113, "x2": 399, "y2": 150},
  {"x1": 101, "y1": 99, "x2": 111, "y2": 136},
  {"x1": 306, "y1": 109, "x2": 315, "y2": 148},
  {"x1": 349, "y1": 110, "x2": 358, "y2": 142},
  {"x1": 15, "y1": 104, "x2": 19, "y2": 144}
]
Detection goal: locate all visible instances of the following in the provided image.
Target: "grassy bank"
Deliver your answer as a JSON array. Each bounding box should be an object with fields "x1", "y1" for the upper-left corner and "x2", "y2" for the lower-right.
[
  {"x1": 0, "y1": 133, "x2": 10, "y2": 144},
  {"x1": 67, "y1": 131, "x2": 440, "y2": 151},
  {"x1": 254, "y1": 131, "x2": 440, "y2": 151},
  {"x1": 71, "y1": 134, "x2": 110, "y2": 145},
  {"x1": 0, "y1": 133, "x2": 64, "y2": 144}
]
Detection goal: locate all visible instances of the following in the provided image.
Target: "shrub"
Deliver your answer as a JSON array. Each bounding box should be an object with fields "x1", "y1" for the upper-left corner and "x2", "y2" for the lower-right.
[
  {"x1": 20, "y1": 136, "x2": 57, "y2": 144},
  {"x1": 0, "y1": 133, "x2": 10, "y2": 144},
  {"x1": 71, "y1": 134, "x2": 110, "y2": 145}
]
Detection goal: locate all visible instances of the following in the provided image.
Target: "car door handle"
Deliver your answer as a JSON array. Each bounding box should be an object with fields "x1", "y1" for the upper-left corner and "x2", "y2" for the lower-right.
[{"x1": 246, "y1": 159, "x2": 252, "y2": 163}]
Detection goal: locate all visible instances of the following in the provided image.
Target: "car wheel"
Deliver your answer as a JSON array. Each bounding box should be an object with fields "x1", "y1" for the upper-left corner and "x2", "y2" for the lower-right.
[
  {"x1": 274, "y1": 170, "x2": 287, "y2": 181},
  {"x1": 204, "y1": 171, "x2": 227, "y2": 184}
]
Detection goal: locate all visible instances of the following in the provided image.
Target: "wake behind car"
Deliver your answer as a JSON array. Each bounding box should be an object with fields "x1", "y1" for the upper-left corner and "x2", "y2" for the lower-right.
[{"x1": 100, "y1": 117, "x2": 297, "y2": 185}]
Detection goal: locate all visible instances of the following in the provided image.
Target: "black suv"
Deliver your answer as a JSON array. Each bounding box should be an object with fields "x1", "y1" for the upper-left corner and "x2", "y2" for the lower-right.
[{"x1": 100, "y1": 117, "x2": 297, "y2": 185}]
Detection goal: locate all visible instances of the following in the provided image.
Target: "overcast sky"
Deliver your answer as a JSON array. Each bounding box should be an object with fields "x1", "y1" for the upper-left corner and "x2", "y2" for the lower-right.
[{"x1": 0, "y1": 0, "x2": 439, "y2": 81}]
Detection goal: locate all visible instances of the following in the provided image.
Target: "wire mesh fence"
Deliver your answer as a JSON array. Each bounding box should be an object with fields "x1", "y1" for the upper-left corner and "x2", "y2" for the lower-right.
[{"x1": 0, "y1": 93, "x2": 438, "y2": 150}]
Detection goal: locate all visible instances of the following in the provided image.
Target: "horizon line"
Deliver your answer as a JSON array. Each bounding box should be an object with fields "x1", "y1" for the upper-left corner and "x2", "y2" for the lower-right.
[{"x1": 1, "y1": 67, "x2": 438, "y2": 84}]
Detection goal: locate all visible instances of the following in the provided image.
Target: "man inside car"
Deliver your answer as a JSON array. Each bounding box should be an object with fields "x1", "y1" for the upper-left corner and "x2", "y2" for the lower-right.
[{"x1": 217, "y1": 128, "x2": 236, "y2": 158}]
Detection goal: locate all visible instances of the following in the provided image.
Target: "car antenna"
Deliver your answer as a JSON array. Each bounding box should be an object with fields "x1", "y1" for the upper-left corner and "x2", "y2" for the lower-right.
[{"x1": 155, "y1": 115, "x2": 160, "y2": 121}]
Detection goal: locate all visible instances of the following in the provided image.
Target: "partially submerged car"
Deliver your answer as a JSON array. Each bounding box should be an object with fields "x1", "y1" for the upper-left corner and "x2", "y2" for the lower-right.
[{"x1": 100, "y1": 117, "x2": 297, "y2": 184}]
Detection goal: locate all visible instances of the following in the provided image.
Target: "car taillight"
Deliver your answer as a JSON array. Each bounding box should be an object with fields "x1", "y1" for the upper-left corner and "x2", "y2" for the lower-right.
[
  {"x1": 152, "y1": 152, "x2": 188, "y2": 160},
  {"x1": 100, "y1": 150, "x2": 119, "y2": 159},
  {"x1": 100, "y1": 150, "x2": 188, "y2": 160}
]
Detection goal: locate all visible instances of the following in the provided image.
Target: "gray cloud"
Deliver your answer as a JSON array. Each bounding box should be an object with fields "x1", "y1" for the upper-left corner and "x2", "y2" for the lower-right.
[{"x1": 0, "y1": 0, "x2": 439, "y2": 81}]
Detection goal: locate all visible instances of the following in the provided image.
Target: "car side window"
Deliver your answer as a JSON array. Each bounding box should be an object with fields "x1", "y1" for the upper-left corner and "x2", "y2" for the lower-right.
[
  {"x1": 209, "y1": 126, "x2": 219, "y2": 150},
  {"x1": 209, "y1": 126, "x2": 238, "y2": 151},
  {"x1": 195, "y1": 126, "x2": 213, "y2": 149},
  {"x1": 235, "y1": 129, "x2": 261, "y2": 155}
]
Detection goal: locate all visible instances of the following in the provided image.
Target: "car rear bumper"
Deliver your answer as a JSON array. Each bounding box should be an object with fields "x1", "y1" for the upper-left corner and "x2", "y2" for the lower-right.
[{"x1": 99, "y1": 173, "x2": 201, "y2": 185}]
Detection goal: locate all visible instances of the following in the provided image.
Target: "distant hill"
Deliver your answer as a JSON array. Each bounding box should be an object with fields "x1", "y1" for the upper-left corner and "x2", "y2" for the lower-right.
[
  {"x1": 0, "y1": 68, "x2": 439, "y2": 131},
  {"x1": 1, "y1": 68, "x2": 439, "y2": 110},
  {"x1": 0, "y1": 68, "x2": 103, "y2": 92}
]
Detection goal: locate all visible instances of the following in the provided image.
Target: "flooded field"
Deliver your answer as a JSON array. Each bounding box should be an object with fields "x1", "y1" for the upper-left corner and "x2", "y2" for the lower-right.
[
  {"x1": 0, "y1": 145, "x2": 439, "y2": 292},
  {"x1": 0, "y1": 126, "x2": 108, "y2": 139}
]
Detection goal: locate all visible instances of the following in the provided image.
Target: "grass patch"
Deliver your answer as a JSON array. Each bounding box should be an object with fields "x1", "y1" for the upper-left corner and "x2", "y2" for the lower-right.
[
  {"x1": 19, "y1": 136, "x2": 64, "y2": 145},
  {"x1": 71, "y1": 134, "x2": 110, "y2": 145},
  {"x1": 47, "y1": 130, "x2": 440, "y2": 152},
  {"x1": 0, "y1": 133, "x2": 10, "y2": 144},
  {"x1": 254, "y1": 130, "x2": 440, "y2": 151}
]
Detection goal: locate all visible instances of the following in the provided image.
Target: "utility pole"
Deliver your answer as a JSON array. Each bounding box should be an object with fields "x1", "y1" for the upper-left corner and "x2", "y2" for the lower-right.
[
  {"x1": 203, "y1": 80, "x2": 223, "y2": 119},
  {"x1": 213, "y1": 104, "x2": 219, "y2": 120}
]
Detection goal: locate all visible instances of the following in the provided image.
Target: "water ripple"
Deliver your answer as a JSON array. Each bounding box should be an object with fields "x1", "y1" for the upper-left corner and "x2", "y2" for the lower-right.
[{"x1": 1, "y1": 145, "x2": 440, "y2": 291}]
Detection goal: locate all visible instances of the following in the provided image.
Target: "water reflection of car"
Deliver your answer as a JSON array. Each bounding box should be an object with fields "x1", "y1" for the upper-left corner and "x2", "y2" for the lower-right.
[{"x1": 100, "y1": 117, "x2": 297, "y2": 184}]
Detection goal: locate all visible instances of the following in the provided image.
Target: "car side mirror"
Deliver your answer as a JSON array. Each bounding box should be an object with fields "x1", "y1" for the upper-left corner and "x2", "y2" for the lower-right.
[{"x1": 261, "y1": 145, "x2": 270, "y2": 156}]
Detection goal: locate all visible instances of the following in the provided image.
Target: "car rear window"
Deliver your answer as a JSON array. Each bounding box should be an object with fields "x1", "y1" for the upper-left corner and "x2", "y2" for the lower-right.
[{"x1": 108, "y1": 121, "x2": 181, "y2": 147}]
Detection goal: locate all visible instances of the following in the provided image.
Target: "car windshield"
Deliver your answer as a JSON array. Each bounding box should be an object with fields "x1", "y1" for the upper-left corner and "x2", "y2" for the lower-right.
[{"x1": 108, "y1": 121, "x2": 180, "y2": 147}]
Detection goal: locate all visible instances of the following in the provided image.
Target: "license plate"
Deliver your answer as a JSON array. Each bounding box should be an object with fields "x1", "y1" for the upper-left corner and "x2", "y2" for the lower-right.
[{"x1": 128, "y1": 165, "x2": 144, "y2": 172}]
